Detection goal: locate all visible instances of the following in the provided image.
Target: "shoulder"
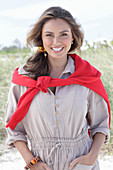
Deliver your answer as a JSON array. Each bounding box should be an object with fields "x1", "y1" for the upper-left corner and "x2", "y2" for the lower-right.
[
  {"x1": 18, "y1": 64, "x2": 28, "y2": 75},
  {"x1": 88, "y1": 89, "x2": 105, "y2": 104},
  {"x1": 69, "y1": 53, "x2": 101, "y2": 77},
  {"x1": 9, "y1": 65, "x2": 28, "y2": 95},
  {"x1": 8, "y1": 82, "x2": 27, "y2": 101}
]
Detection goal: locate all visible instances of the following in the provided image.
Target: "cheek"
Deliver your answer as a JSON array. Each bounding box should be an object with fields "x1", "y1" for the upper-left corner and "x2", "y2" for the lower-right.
[
  {"x1": 43, "y1": 39, "x2": 52, "y2": 47},
  {"x1": 63, "y1": 38, "x2": 72, "y2": 47}
]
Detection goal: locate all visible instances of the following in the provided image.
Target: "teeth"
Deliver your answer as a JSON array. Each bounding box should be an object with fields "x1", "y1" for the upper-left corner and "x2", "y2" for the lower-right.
[{"x1": 52, "y1": 47, "x2": 63, "y2": 51}]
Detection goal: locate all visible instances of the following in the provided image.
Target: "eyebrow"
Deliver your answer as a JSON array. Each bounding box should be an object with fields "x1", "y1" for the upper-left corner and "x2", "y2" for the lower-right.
[
  {"x1": 60, "y1": 30, "x2": 70, "y2": 33},
  {"x1": 44, "y1": 30, "x2": 69, "y2": 34}
]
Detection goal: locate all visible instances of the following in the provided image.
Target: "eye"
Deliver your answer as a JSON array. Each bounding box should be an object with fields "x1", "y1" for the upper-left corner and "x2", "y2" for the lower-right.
[
  {"x1": 61, "y1": 33, "x2": 68, "y2": 36},
  {"x1": 45, "y1": 34, "x2": 52, "y2": 37}
]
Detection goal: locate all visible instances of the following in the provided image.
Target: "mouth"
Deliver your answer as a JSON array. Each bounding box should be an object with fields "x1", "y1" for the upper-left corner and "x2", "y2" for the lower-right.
[{"x1": 51, "y1": 47, "x2": 64, "y2": 52}]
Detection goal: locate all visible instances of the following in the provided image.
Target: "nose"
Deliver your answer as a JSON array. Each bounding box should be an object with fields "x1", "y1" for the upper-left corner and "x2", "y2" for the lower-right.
[{"x1": 53, "y1": 36, "x2": 60, "y2": 44}]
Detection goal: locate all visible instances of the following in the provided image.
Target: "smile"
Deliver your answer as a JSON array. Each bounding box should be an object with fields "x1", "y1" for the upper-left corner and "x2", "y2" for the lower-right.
[{"x1": 51, "y1": 47, "x2": 64, "y2": 52}]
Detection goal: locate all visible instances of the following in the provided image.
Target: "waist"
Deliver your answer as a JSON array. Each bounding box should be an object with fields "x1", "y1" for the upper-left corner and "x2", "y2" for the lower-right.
[{"x1": 30, "y1": 130, "x2": 90, "y2": 149}]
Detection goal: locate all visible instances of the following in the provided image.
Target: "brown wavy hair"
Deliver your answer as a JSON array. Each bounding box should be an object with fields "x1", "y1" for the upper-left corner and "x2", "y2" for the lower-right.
[{"x1": 24, "y1": 6, "x2": 84, "y2": 80}]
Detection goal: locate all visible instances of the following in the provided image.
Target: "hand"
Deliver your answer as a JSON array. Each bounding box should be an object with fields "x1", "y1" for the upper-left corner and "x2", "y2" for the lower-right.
[
  {"x1": 69, "y1": 152, "x2": 97, "y2": 170},
  {"x1": 30, "y1": 161, "x2": 52, "y2": 170}
]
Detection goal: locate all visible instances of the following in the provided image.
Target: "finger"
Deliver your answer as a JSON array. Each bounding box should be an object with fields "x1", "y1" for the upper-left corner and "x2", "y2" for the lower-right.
[
  {"x1": 43, "y1": 163, "x2": 52, "y2": 170},
  {"x1": 69, "y1": 158, "x2": 79, "y2": 170}
]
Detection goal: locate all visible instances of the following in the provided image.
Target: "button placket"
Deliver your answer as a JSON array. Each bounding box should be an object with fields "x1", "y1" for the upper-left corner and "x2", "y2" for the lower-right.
[
  {"x1": 56, "y1": 120, "x2": 58, "y2": 123},
  {"x1": 55, "y1": 95, "x2": 59, "y2": 123}
]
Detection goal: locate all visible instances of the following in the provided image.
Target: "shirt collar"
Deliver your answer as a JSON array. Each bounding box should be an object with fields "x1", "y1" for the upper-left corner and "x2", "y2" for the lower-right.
[{"x1": 61, "y1": 55, "x2": 75, "y2": 75}]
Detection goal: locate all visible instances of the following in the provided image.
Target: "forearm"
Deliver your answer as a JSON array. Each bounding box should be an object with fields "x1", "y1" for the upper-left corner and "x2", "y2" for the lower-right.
[
  {"x1": 14, "y1": 140, "x2": 34, "y2": 164},
  {"x1": 69, "y1": 132, "x2": 106, "y2": 169},
  {"x1": 14, "y1": 141, "x2": 52, "y2": 170},
  {"x1": 89, "y1": 132, "x2": 106, "y2": 159}
]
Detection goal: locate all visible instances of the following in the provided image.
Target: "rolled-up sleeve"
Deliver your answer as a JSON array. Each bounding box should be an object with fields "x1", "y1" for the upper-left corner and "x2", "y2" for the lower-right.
[
  {"x1": 87, "y1": 90, "x2": 110, "y2": 143},
  {"x1": 5, "y1": 83, "x2": 27, "y2": 146}
]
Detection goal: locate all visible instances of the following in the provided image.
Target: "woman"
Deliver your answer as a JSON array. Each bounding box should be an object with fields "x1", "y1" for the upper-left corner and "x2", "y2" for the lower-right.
[{"x1": 5, "y1": 6, "x2": 110, "y2": 170}]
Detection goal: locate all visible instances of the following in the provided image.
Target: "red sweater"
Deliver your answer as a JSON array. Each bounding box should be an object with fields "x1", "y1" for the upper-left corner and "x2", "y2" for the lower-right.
[{"x1": 6, "y1": 54, "x2": 111, "y2": 129}]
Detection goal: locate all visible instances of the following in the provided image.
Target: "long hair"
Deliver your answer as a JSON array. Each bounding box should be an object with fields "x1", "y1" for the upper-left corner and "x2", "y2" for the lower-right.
[{"x1": 24, "y1": 6, "x2": 84, "y2": 80}]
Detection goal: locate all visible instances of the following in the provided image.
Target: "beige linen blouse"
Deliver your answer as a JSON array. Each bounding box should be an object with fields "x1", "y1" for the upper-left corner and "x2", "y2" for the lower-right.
[{"x1": 5, "y1": 56, "x2": 110, "y2": 170}]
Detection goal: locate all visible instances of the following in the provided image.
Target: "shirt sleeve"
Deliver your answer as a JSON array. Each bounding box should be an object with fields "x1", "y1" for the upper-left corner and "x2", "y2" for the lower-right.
[
  {"x1": 87, "y1": 90, "x2": 110, "y2": 143},
  {"x1": 5, "y1": 83, "x2": 27, "y2": 147}
]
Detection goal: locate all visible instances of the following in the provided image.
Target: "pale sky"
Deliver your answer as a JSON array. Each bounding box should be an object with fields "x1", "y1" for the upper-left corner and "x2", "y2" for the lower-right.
[{"x1": 0, "y1": 0, "x2": 113, "y2": 47}]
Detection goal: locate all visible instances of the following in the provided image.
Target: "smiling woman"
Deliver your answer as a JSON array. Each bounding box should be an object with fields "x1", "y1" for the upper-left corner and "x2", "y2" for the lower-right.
[
  {"x1": 5, "y1": 6, "x2": 110, "y2": 170},
  {"x1": 24, "y1": 6, "x2": 84, "y2": 79}
]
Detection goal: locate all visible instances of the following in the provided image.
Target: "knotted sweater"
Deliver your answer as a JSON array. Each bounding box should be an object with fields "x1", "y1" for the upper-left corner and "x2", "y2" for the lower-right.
[{"x1": 6, "y1": 54, "x2": 111, "y2": 129}]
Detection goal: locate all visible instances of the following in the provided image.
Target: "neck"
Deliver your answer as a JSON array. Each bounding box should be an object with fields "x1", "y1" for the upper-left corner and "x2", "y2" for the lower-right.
[{"x1": 48, "y1": 56, "x2": 68, "y2": 78}]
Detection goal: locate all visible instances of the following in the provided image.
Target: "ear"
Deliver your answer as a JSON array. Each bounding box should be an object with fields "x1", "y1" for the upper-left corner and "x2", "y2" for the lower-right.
[{"x1": 72, "y1": 37, "x2": 74, "y2": 42}]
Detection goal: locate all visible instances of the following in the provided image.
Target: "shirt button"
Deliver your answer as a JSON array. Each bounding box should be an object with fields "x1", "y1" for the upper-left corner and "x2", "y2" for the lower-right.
[
  {"x1": 56, "y1": 120, "x2": 58, "y2": 123},
  {"x1": 55, "y1": 104, "x2": 58, "y2": 107},
  {"x1": 56, "y1": 112, "x2": 58, "y2": 115},
  {"x1": 55, "y1": 96, "x2": 58, "y2": 99}
]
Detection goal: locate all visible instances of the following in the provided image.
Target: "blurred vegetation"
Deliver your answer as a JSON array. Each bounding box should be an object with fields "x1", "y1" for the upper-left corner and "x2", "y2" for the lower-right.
[{"x1": 0, "y1": 40, "x2": 113, "y2": 146}]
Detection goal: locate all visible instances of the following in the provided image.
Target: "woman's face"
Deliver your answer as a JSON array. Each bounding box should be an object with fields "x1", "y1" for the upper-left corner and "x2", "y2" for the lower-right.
[{"x1": 42, "y1": 19, "x2": 73, "y2": 60}]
